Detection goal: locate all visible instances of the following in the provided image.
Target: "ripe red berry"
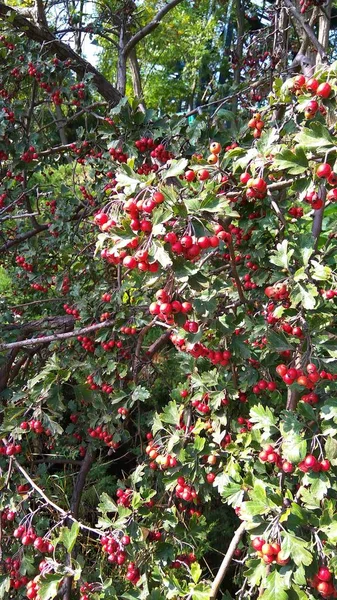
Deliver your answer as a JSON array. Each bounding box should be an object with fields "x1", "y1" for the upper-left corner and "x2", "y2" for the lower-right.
[
  {"x1": 316, "y1": 82, "x2": 332, "y2": 99},
  {"x1": 317, "y1": 163, "x2": 332, "y2": 179},
  {"x1": 318, "y1": 567, "x2": 332, "y2": 582}
]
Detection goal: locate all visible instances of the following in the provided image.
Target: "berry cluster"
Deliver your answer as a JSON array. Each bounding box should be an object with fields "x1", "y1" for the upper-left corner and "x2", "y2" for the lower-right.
[
  {"x1": 94, "y1": 212, "x2": 116, "y2": 232},
  {"x1": 77, "y1": 336, "x2": 95, "y2": 353},
  {"x1": 20, "y1": 146, "x2": 38, "y2": 162},
  {"x1": 116, "y1": 488, "x2": 133, "y2": 507},
  {"x1": 6, "y1": 557, "x2": 28, "y2": 590},
  {"x1": 101, "y1": 339, "x2": 123, "y2": 352},
  {"x1": 64, "y1": 304, "x2": 81, "y2": 319},
  {"x1": 26, "y1": 579, "x2": 40, "y2": 600},
  {"x1": 120, "y1": 325, "x2": 137, "y2": 335},
  {"x1": 126, "y1": 562, "x2": 140, "y2": 585},
  {"x1": 321, "y1": 288, "x2": 337, "y2": 300},
  {"x1": 248, "y1": 112, "x2": 265, "y2": 139},
  {"x1": 175, "y1": 477, "x2": 199, "y2": 503},
  {"x1": 16, "y1": 255, "x2": 33, "y2": 272},
  {"x1": 170, "y1": 553, "x2": 197, "y2": 569},
  {"x1": 20, "y1": 419, "x2": 50, "y2": 436},
  {"x1": 30, "y1": 282, "x2": 49, "y2": 293},
  {"x1": 145, "y1": 438, "x2": 178, "y2": 470},
  {"x1": 170, "y1": 334, "x2": 232, "y2": 367},
  {"x1": 109, "y1": 146, "x2": 128, "y2": 163},
  {"x1": 80, "y1": 582, "x2": 97, "y2": 600},
  {"x1": 100, "y1": 532, "x2": 129, "y2": 566},
  {"x1": 88, "y1": 425, "x2": 119, "y2": 449},
  {"x1": 101, "y1": 292, "x2": 112, "y2": 302},
  {"x1": 276, "y1": 362, "x2": 322, "y2": 387},
  {"x1": 45, "y1": 199, "x2": 57, "y2": 214},
  {"x1": 298, "y1": 454, "x2": 330, "y2": 473},
  {"x1": 241, "y1": 175, "x2": 268, "y2": 200},
  {"x1": 252, "y1": 379, "x2": 277, "y2": 394},
  {"x1": 310, "y1": 567, "x2": 336, "y2": 598},
  {"x1": 0, "y1": 441, "x2": 22, "y2": 456},
  {"x1": 149, "y1": 288, "x2": 192, "y2": 322},
  {"x1": 264, "y1": 283, "x2": 289, "y2": 301},
  {"x1": 252, "y1": 538, "x2": 289, "y2": 566},
  {"x1": 288, "y1": 206, "x2": 303, "y2": 219},
  {"x1": 163, "y1": 231, "x2": 219, "y2": 261},
  {"x1": 237, "y1": 416, "x2": 252, "y2": 433},
  {"x1": 207, "y1": 141, "x2": 222, "y2": 165},
  {"x1": 134, "y1": 137, "x2": 156, "y2": 152},
  {"x1": 147, "y1": 530, "x2": 162, "y2": 542}
]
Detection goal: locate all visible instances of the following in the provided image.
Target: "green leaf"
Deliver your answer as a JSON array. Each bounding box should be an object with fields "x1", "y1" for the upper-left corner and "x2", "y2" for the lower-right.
[
  {"x1": 0, "y1": 576, "x2": 10, "y2": 600},
  {"x1": 190, "y1": 583, "x2": 212, "y2": 600},
  {"x1": 273, "y1": 146, "x2": 308, "y2": 175},
  {"x1": 161, "y1": 401, "x2": 181, "y2": 425},
  {"x1": 191, "y1": 562, "x2": 202, "y2": 584},
  {"x1": 310, "y1": 260, "x2": 332, "y2": 281},
  {"x1": 162, "y1": 158, "x2": 189, "y2": 179},
  {"x1": 39, "y1": 575, "x2": 63, "y2": 600},
  {"x1": 132, "y1": 386, "x2": 150, "y2": 403},
  {"x1": 321, "y1": 400, "x2": 337, "y2": 421},
  {"x1": 270, "y1": 240, "x2": 294, "y2": 271},
  {"x1": 259, "y1": 570, "x2": 288, "y2": 600},
  {"x1": 249, "y1": 404, "x2": 277, "y2": 438},
  {"x1": 60, "y1": 521, "x2": 80, "y2": 552},
  {"x1": 281, "y1": 532, "x2": 313, "y2": 566},
  {"x1": 98, "y1": 492, "x2": 118, "y2": 513},
  {"x1": 288, "y1": 584, "x2": 311, "y2": 599},
  {"x1": 290, "y1": 283, "x2": 318, "y2": 310},
  {"x1": 152, "y1": 241, "x2": 172, "y2": 268},
  {"x1": 280, "y1": 413, "x2": 306, "y2": 463},
  {"x1": 267, "y1": 330, "x2": 294, "y2": 352},
  {"x1": 240, "y1": 499, "x2": 271, "y2": 518},
  {"x1": 325, "y1": 436, "x2": 337, "y2": 461},
  {"x1": 294, "y1": 123, "x2": 335, "y2": 152}
]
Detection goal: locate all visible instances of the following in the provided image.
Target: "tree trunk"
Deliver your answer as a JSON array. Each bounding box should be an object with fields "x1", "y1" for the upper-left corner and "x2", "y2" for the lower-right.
[
  {"x1": 117, "y1": 23, "x2": 127, "y2": 95},
  {"x1": 128, "y1": 47, "x2": 146, "y2": 112}
]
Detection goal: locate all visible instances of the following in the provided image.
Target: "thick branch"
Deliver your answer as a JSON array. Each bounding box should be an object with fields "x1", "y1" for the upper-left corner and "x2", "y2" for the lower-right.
[
  {"x1": 283, "y1": 0, "x2": 328, "y2": 60},
  {"x1": 123, "y1": 0, "x2": 184, "y2": 57},
  {"x1": 2, "y1": 315, "x2": 75, "y2": 333},
  {"x1": 63, "y1": 450, "x2": 95, "y2": 600},
  {"x1": 0, "y1": 3, "x2": 122, "y2": 104},
  {"x1": 0, "y1": 319, "x2": 115, "y2": 351},
  {"x1": 210, "y1": 522, "x2": 246, "y2": 599},
  {"x1": 0, "y1": 224, "x2": 48, "y2": 253}
]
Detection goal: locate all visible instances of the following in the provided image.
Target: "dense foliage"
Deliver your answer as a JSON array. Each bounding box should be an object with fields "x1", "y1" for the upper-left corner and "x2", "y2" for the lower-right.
[{"x1": 1, "y1": 0, "x2": 337, "y2": 599}]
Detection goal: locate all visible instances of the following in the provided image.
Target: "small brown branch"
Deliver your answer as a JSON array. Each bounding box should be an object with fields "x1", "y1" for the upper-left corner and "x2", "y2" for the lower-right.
[
  {"x1": 123, "y1": 0, "x2": 184, "y2": 57},
  {"x1": 227, "y1": 237, "x2": 247, "y2": 305},
  {"x1": 210, "y1": 522, "x2": 246, "y2": 599},
  {"x1": 0, "y1": 319, "x2": 115, "y2": 351},
  {"x1": 133, "y1": 318, "x2": 157, "y2": 380},
  {"x1": 147, "y1": 330, "x2": 172, "y2": 358}
]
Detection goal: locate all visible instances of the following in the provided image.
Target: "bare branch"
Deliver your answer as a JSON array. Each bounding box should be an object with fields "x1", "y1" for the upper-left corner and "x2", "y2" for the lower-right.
[
  {"x1": 13, "y1": 458, "x2": 102, "y2": 537},
  {"x1": 123, "y1": 0, "x2": 184, "y2": 57},
  {"x1": 0, "y1": 319, "x2": 115, "y2": 351},
  {"x1": 210, "y1": 522, "x2": 246, "y2": 599}
]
